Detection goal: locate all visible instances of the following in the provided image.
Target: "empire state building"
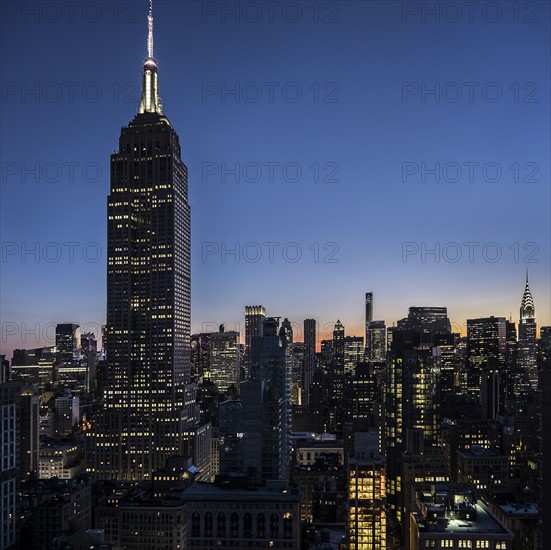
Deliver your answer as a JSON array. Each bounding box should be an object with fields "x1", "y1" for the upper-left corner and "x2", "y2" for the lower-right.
[{"x1": 88, "y1": 2, "x2": 193, "y2": 480}]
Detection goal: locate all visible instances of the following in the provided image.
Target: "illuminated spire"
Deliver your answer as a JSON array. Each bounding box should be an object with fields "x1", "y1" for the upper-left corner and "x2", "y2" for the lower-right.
[
  {"x1": 139, "y1": 0, "x2": 163, "y2": 114},
  {"x1": 520, "y1": 271, "x2": 535, "y2": 321},
  {"x1": 147, "y1": 0, "x2": 154, "y2": 59}
]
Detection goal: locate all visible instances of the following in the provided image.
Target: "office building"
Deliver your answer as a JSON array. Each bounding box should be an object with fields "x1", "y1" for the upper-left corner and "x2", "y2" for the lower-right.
[{"x1": 88, "y1": 2, "x2": 193, "y2": 480}]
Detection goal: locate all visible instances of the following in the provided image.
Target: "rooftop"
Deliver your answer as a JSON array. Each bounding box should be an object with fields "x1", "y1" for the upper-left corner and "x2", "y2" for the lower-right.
[
  {"x1": 498, "y1": 503, "x2": 539, "y2": 516},
  {"x1": 412, "y1": 483, "x2": 513, "y2": 538}
]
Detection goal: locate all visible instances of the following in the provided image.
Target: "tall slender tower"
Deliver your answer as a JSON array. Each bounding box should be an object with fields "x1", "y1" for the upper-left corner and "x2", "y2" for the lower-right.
[
  {"x1": 365, "y1": 292, "x2": 373, "y2": 349},
  {"x1": 88, "y1": 1, "x2": 192, "y2": 480},
  {"x1": 303, "y1": 319, "x2": 316, "y2": 404},
  {"x1": 518, "y1": 272, "x2": 537, "y2": 390}
]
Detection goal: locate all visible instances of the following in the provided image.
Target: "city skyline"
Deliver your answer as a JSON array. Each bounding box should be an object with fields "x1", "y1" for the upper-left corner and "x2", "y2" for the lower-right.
[
  {"x1": 1, "y1": 1, "x2": 549, "y2": 359},
  {"x1": 1, "y1": 2, "x2": 549, "y2": 549},
  {"x1": 0, "y1": 275, "x2": 546, "y2": 358}
]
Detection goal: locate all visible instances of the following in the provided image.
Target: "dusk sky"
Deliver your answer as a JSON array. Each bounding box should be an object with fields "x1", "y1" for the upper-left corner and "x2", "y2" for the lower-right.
[{"x1": 1, "y1": 0, "x2": 549, "y2": 356}]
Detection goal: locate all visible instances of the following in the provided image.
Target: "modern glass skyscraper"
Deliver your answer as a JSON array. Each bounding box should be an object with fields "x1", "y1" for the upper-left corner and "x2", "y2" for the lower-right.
[{"x1": 88, "y1": 2, "x2": 192, "y2": 480}]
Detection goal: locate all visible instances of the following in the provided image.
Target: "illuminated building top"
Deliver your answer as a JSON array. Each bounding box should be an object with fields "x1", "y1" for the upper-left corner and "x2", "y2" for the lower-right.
[{"x1": 139, "y1": 0, "x2": 163, "y2": 114}]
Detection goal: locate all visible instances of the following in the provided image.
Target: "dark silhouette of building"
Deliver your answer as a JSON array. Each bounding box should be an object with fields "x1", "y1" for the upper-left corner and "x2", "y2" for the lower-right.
[
  {"x1": 88, "y1": 1, "x2": 193, "y2": 480},
  {"x1": 303, "y1": 319, "x2": 316, "y2": 405}
]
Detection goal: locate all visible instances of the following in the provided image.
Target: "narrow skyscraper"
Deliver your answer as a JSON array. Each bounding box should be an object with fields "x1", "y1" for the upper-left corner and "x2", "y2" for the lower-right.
[
  {"x1": 518, "y1": 272, "x2": 538, "y2": 390},
  {"x1": 303, "y1": 319, "x2": 316, "y2": 405},
  {"x1": 88, "y1": 1, "x2": 192, "y2": 480},
  {"x1": 365, "y1": 292, "x2": 373, "y2": 345}
]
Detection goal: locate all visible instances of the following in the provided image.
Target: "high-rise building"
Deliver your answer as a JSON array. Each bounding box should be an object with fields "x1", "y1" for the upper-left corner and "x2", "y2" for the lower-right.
[
  {"x1": 219, "y1": 317, "x2": 292, "y2": 485},
  {"x1": 331, "y1": 320, "x2": 345, "y2": 399},
  {"x1": 11, "y1": 347, "x2": 55, "y2": 389},
  {"x1": 396, "y1": 306, "x2": 451, "y2": 342},
  {"x1": 54, "y1": 393, "x2": 79, "y2": 435},
  {"x1": 347, "y1": 431, "x2": 386, "y2": 550},
  {"x1": 303, "y1": 319, "x2": 316, "y2": 405},
  {"x1": 281, "y1": 318, "x2": 293, "y2": 343},
  {"x1": 0, "y1": 382, "x2": 20, "y2": 549},
  {"x1": 88, "y1": 3, "x2": 192, "y2": 480},
  {"x1": 191, "y1": 332, "x2": 211, "y2": 383},
  {"x1": 80, "y1": 332, "x2": 97, "y2": 394},
  {"x1": 19, "y1": 384, "x2": 40, "y2": 479},
  {"x1": 538, "y1": 325, "x2": 551, "y2": 550},
  {"x1": 219, "y1": 318, "x2": 292, "y2": 486},
  {"x1": 245, "y1": 306, "x2": 266, "y2": 369},
  {"x1": 209, "y1": 325, "x2": 240, "y2": 395},
  {"x1": 55, "y1": 323, "x2": 80, "y2": 364},
  {"x1": 365, "y1": 292, "x2": 373, "y2": 343},
  {"x1": 467, "y1": 316, "x2": 506, "y2": 398},
  {"x1": 518, "y1": 273, "x2": 537, "y2": 390},
  {"x1": 1, "y1": 355, "x2": 9, "y2": 383},
  {"x1": 344, "y1": 336, "x2": 364, "y2": 375},
  {"x1": 366, "y1": 320, "x2": 386, "y2": 362},
  {"x1": 290, "y1": 341, "x2": 305, "y2": 405},
  {"x1": 385, "y1": 326, "x2": 441, "y2": 527},
  {"x1": 55, "y1": 323, "x2": 87, "y2": 390},
  {"x1": 250, "y1": 317, "x2": 292, "y2": 484}
]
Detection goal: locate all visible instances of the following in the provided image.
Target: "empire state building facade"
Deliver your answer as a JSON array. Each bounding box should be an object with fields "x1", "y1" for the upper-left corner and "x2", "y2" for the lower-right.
[{"x1": 88, "y1": 3, "x2": 193, "y2": 480}]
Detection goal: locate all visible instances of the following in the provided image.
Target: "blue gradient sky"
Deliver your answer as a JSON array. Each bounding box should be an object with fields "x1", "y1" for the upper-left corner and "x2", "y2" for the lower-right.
[{"x1": 1, "y1": 0, "x2": 549, "y2": 356}]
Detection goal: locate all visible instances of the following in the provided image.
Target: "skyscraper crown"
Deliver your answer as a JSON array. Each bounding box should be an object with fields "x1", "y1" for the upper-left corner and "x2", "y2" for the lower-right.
[
  {"x1": 139, "y1": 0, "x2": 163, "y2": 114},
  {"x1": 520, "y1": 272, "x2": 535, "y2": 320}
]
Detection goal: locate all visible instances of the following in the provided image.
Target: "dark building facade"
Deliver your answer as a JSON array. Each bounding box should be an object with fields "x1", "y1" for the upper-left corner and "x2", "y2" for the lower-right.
[
  {"x1": 303, "y1": 318, "x2": 316, "y2": 405},
  {"x1": 467, "y1": 316, "x2": 506, "y2": 398},
  {"x1": 88, "y1": 3, "x2": 192, "y2": 480}
]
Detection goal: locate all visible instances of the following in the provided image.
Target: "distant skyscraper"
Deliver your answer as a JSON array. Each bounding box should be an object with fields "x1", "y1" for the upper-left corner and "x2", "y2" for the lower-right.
[
  {"x1": 55, "y1": 323, "x2": 86, "y2": 389},
  {"x1": 221, "y1": 318, "x2": 291, "y2": 485},
  {"x1": 365, "y1": 292, "x2": 373, "y2": 342},
  {"x1": 303, "y1": 319, "x2": 316, "y2": 405},
  {"x1": 480, "y1": 365, "x2": 500, "y2": 420},
  {"x1": 209, "y1": 325, "x2": 240, "y2": 395},
  {"x1": 55, "y1": 323, "x2": 80, "y2": 365},
  {"x1": 344, "y1": 336, "x2": 364, "y2": 374},
  {"x1": 1, "y1": 355, "x2": 9, "y2": 383},
  {"x1": 518, "y1": 273, "x2": 538, "y2": 390},
  {"x1": 467, "y1": 317, "x2": 506, "y2": 398},
  {"x1": 281, "y1": 318, "x2": 293, "y2": 343},
  {"x1": 396, "y1": 306, "x2": 451, "y2": 342},
  {"x1": 366, "y1": 320, "x2": 386, "y2": 362},
  {"x1": 19, "y1": 385, "x2": 39, "y2": 479},
  {"x1": 250, "y1": 318, "x2": 292, "y2": 484},
  {"x1": 331, "y1": 320, "x2": 345, "y2": 402},
  {"x1": 89, "y1": 2, "x2": 192, "y2": 480},
  {"x1": 191, "y1": 332, "x2": 211, "y2": 383},
  {"x1": 245, "y1": 306, "x2": 266, "y2": 368},
  {"x1": 80, "y1": 332, "x2": 97, "y2": 394},
  {"x1": 11, "y1": 347, "x2": 55, "y2": 389}
]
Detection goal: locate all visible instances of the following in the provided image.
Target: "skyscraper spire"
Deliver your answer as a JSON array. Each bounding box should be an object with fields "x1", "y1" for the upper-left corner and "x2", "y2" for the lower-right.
[
  {"x1": 139, "y1": 0, "x2": 163, "y2": 114},
  {"x1": 520, "y1": 271, "x2": 535, "y2": 320},
  {"x1": 147, "y1": 0, "x2": 154, "y2": 59}
]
